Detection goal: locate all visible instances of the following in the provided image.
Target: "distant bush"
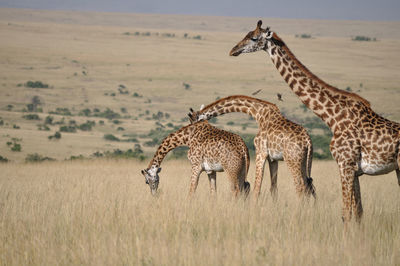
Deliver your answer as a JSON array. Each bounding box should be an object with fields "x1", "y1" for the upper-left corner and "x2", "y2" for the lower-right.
[
  {"x1": 49, "y1": 107, "x2": 72, "y2": 116},
  {"x1": 104, "y1": 134, "x2": 120, "y2": 142},
  {"x1": 25, "y1": 153, "x2": 55, "y2": 163},
  {"x1": 295, "y1": 34, "x2": 312, "y2": 39},
  {"x1": 183, "y1": 82, "x2": 191, "y2": 90},
  {"x1": 59, "y1": 125, "x2": 77, "y2": 133},
  {"x1": 22, "y1": 114, "x2": 41, "y2": 120},
  {"x1": 192, "y1": 35, "x2": 202, "y2": 40},
  {"x1": 352, "y1": 36, "x2": 376, "y2": 42},
  {"x1": 48, "y1": 131, "x2": 61, "y2": 140},
  {"x1": 79, "y1": 120, "x2": 95, "y2": 131},
  {"x1": 117, "y1": 127, "x2": 125, "y2": 131},
  {"x1": 310, "y1": 134, "x2": 332, "y2": 160},
  {"x1": 11, "y1": 143, "x2": 21, "y2": 152},
  {"x1": 25, "y1": 80, "x2": 49, "y2": 88},
  {"x1": 44, "y1": 116, "x2": 53, "y2": 125},
  {"x1": 227, "y1": 121, "x2": 235, "y2": 126},
  {"x1": 13, "y1": 124, "x2": 20, "y2": 129},
  {"x1": 6, "y1": 104, "x2": 13, "y2": 111},
  {"x1": 170, "y1": 146, "x2": 189, "y2": 159},
  {"x1": 0, "y1": 155, "x2": 9, "y2": 163},
  {"x1": 93, "y1": 144, "x2": 146, "y2": 161}
]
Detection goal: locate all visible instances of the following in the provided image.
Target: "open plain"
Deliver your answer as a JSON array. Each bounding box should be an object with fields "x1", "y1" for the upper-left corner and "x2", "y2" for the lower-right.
[{"x1": 0, "y1": 8, "x2": 399, "y2": 265}]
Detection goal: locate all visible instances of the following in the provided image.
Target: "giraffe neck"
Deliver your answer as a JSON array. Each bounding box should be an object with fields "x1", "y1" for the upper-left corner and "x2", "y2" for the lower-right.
[
  {"x1": 198, "y1": 95, "x2": 280, "y2": 126},
  {"x1": 148, "y1": 124, "x2": 192, "y2": 168},
  {"x1": 265, "y1": 33, "x2": 370, "y2": 130}
]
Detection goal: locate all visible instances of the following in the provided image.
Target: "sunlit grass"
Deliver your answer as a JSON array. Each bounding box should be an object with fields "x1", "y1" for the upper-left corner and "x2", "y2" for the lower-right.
[{"x1": 0, "y1": 159, "x2": 398, "y2": 265}]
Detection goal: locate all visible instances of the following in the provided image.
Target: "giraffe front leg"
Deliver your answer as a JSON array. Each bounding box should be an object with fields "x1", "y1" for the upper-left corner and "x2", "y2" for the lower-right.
[
  {"x1": 207, "y1": 171, "x2": 217, "y2": 195},
  {"x1": 268, "y1": 159, "x2": 278, "y2": 200},
  {"x1": 188, "y1": 165, "x2": 203, "y2": 197},
  {"x1": 338, "y1": 165, "x2": 363, "y2": 224}
]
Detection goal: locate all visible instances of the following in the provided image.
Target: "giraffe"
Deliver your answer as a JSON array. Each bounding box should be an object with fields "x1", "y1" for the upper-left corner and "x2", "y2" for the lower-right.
[
  {"x1": 188, "y1": 95, "x2": 316, "y2": 199},
  {"x1": 141, "y1": 120, "x2": 250, "y2": 197},
  {"x1": 229, "y1": 20, "x2": 400, "y2": 223}
]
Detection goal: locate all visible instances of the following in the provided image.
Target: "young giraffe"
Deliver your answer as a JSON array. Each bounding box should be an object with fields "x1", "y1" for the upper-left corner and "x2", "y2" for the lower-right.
[
  {"x1": 229, "y1": 20, "x2": 400, "y2": 223},
  {"x1": 188, "y1": 95, "x2": 316, "y2": 199},
  {"x1": 141, "y1": 120, "x2": 250, "y2": 197}
]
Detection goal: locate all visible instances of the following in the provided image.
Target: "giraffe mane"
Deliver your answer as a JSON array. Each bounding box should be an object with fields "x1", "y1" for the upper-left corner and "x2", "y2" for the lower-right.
[
  {"x1": 274, "y1": 32, "x2": 371, "y2": 107},
  {"x1": 200, "y1": 95, "x2": 280, "y2": 112}
]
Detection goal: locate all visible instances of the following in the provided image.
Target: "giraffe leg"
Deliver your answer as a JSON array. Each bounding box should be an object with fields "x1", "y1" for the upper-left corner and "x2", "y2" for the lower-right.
[
  {"x1": 188, "y1": 165, "x2": 203, "y2": 197},
  {"x1": 338, "y1": 165, "x2": 362, "y2": 224},
  {"x1": 352, "y1": 174, "x2": 363, "y2": 223},
  {"x1": 268, "y1": 159, "x2": 278, "y2": 200},
  {"x1": 253, "y1": 150, "x2": 268, "y2": 198},
  {"x1": 207, "y1": 171, "x2": 217, "y2": 194},
  {"x1": 285, "y1": 160, "x2": 306, "y2": 198}
]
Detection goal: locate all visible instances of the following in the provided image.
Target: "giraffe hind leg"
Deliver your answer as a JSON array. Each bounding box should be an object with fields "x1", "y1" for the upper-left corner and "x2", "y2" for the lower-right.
[{"x1": 268, "y1": 159, "x2": 278, "y2": 200}]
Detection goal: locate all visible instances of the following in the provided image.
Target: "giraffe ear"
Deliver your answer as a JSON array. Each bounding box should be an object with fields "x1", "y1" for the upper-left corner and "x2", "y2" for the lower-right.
[{"x1": 199, "y1": 104, "x2": 204, "y2": 110}]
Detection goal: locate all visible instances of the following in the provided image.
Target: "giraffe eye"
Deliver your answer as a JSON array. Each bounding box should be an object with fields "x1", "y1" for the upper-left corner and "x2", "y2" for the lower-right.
[{"x1": 251, "y1": 37, "x2": 258, "y2": 42}]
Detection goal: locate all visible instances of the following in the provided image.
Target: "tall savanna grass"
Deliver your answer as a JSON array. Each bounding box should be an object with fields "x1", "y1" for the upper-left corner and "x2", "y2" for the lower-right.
[{"x1": 0, "y1": 159, "x2": 399, "y2": 265}]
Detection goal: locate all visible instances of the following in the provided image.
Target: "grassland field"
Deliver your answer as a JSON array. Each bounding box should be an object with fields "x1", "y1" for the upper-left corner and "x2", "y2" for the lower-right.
[{"x1": 0, "y1": 8, "x2": 399, "y2": 265}]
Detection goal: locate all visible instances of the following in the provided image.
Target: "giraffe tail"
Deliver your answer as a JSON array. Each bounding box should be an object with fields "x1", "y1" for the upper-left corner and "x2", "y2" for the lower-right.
[
  {"x1": 243, "y1": 143, "x2": 251, "y2": 196},
  {"x1": 305, "y1": 140, "x2": 316, "y2": 199}
]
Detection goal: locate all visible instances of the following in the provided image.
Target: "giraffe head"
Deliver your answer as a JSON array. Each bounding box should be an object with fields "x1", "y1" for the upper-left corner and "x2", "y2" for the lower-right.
[
  {"x1": 141, "y1": 166, "x2": 161, "y2": 196},
  {"x1": 229, "y1": 20, "x2": 284, "y2": 56},
  {"x1": 188, "y1": 105, "x2": 208, "y2": 124}
]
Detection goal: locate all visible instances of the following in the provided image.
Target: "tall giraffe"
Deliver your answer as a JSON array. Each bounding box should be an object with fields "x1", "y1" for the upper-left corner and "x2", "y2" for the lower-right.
[
  {"x1": 188, "y1": 95, "x2": 316, "y2": 199},
  {"x1": 141, "y1": 120, "x2": 250, "y2": 197},
  {"x1": 229, "y1": 20, "x2": 400, "y2": 223}
]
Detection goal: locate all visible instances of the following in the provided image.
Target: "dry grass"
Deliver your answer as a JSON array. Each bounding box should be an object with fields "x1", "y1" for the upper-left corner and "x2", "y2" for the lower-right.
[{"x1": 0, "y1": 159, "x2": 399, "y2": 265}]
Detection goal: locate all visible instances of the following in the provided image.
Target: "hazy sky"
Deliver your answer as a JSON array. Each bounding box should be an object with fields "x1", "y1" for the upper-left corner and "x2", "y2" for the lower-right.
[{"x1": 0, "y1": 0, "x2": 399, "y2": 21}]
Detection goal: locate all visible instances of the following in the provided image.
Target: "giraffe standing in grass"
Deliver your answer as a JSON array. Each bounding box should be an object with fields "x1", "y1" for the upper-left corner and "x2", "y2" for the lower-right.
[
  {"x1": 141, "y1": 120, "x2": 250, "y2": 197},
  {"x1": 229, "y1": 20, "x2": 400, "y2": 223},
  {"x1": 188, "y1": 95, "x2": 316, "y2": 199}
]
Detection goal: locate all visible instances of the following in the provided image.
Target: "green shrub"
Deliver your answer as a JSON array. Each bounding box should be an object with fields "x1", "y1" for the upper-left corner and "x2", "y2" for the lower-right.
[
  {"x1": 352, "y1": 36, "x2": 376, "y2": 41},
  {"x1": 13, "y1": 124, "x2": 20, "y2": 129},
  {"x1": 44, "y1": 116, "x2": 54, "y2": 125},
  {"x1": 59, "y1": 125, "x2": 77, "y2": 133},
  {"x1": 11, "y1": 143, "x2": 21, "y2": 152},
  {"x1": 104, "y1": 134, "x2": 120, "y2": 141},
  {"x1": 0, "y1": 155, "x2": 9, "y2": 162},
  {"x1": 296, "y1": 34, "x2": 312, "y2": 39},
  {"x1": 25, "y1": 153, "x2": 55, "y2": 162},
  {"x1": 49, "y1": 107, "x2": 72, "y2": 116},
  {"x1": 79, "y1": 120, "x2": 95, "y2": 131},
  {"x1": 25, "y1": 80, "x2": 49, "y2": 88},
  {"x1": 227, "y1": 121, "x2": 235, "y2": 126},
  {"x1": 48, "y1": 131, "x2": 61, "y2": 140},
  {"x1": 92, "y1": 145, "x2": 146, "y2": 161},
  {"x1": 23, "y1": 114, "x2": 41, "y2": 120}
]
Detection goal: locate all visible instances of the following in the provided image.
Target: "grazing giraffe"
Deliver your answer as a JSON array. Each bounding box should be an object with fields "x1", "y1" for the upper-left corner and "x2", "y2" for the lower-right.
[
  {"x1": 188, "y1": 95, "x2": 316, "y2": 199},
  {"x1": 229, "y1": 20, "x2": 400, "y2": 223},
  {"x1": 141, "y1": 120, "x2": 250, "y2": 197}
]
